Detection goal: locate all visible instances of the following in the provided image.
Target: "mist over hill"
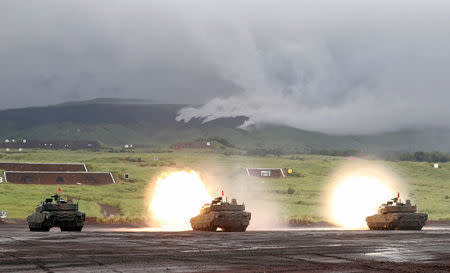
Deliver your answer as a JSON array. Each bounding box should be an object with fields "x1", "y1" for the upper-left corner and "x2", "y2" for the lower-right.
[{"x1": 0, "y1": 99, "x2": 449, "y2": 153}]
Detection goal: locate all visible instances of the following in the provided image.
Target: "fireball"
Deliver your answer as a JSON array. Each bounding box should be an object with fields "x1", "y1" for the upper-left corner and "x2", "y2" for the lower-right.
[
  {"x1": 148, "y1": 171, "x2": 212, "y2": 229},
  {"x1": 328, "y1": 175, "x2": 394, "y2": 229}
]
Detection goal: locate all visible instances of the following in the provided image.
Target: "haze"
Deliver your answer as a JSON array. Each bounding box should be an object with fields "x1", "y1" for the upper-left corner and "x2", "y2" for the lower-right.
[{"x1": 1, "y1": 0, "x2": 450, "y2": 134}]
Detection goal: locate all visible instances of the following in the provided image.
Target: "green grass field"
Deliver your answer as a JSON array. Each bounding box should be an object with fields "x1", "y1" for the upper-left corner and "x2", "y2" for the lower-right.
[{"x1": 0, "y1": 148, "x2": 449, "y2": 222}]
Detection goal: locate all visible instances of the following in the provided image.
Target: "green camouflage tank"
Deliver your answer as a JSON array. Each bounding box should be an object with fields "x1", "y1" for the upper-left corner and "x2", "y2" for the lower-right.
[
  {"x1": 190, "y1": 197, "x2": 251, "y2": 232},
  {"x1": 27, "y1": 194, "x2": 85, "y2": 232},
  {"x1": 366, "y1": 197, "x2": 428, "y2": 230}
]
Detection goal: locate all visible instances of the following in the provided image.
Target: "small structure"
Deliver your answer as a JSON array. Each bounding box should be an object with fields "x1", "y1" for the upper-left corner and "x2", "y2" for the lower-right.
[
  {"x1": 0, "y1": 162, "x2": 87, "y2": 172},
  {"x1": 4, "y1": 171, "x2": 115, "y2": 185},
  {"x1": 434, "y1": 163, "x2": 439, "y2": 169},
  {"x1": 124, "y1": 173, "x2": 130, "y2": 180},
  {"x1": 246, "y1": 168, "x2": 285, "y2": 178},
  {"x1": 0, "y1": 139, "x2": 101, "y2": 150},
  {"x1": 175, "y1": 141, "x2": 212, "y2": 149}
]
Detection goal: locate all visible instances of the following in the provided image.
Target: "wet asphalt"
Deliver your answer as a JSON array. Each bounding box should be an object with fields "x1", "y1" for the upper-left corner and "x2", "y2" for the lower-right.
[{"x1": 1, "y1": 224, "x2": 450, "y2": 272}]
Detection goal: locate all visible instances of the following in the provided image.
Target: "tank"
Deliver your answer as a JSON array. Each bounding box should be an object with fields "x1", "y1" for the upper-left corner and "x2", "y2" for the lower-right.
[
  {"x1": 366, "y1": 197, "x2": 428, "y2": 230},
  {"x1": 190, "y1": 197, "x2": 251, "y2": 232},
  {"x1": 27, "y1": 194, "x2": 85, "y2": 232}
]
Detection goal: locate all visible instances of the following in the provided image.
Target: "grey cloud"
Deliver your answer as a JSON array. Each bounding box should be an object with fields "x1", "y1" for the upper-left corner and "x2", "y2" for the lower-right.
[
  {"x1": 175, "y1": 0, "x2": 450, "y2": 134},
  {"x1": 1, "y1": 1, "x2": 450, "y2": 134},
  {"x1": 0, "y1": 0, "x2": 237, "y2": 108}
]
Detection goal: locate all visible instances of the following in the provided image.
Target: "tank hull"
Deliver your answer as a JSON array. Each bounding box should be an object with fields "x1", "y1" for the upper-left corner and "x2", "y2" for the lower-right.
[
  {"x1": 190, "y1": 211, "x2": 251, "y2": 232},
  {"x1": 27, "y1": 211, "x2": 85, "y2": 232},
  {"x1": 366, "y1": 212, "x2": 428, "y2": 230}
]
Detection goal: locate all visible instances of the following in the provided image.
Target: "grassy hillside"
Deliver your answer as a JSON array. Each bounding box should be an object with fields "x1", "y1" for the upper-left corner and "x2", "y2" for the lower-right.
[
  {"x1": 1, "y1": 98, "x2": 450, "y2": 152},
  {"x1": 0, "y1": 99, "x2": 359, "y2": 150},
  {"x1": 0, "y1": 149, "x2": 448, "y2": 223}
]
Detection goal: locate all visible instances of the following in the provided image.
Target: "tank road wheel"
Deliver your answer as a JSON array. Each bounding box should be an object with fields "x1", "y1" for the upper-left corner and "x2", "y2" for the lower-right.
[
  {"x1": 239, "y1": 225, "x2": 247, "y2": 232},
  {"x1": 208, "y1": 224, "x2": 217, "y2": 232},
  {"x1": 60, "y1": 226, "x2": 83, "y2": 232},
  {"x1": 29, "y1": 227, "x2": 50, "y2": 232},
  {"x1": 221, "y1": 225, "x2": 247, "y2": 232}
]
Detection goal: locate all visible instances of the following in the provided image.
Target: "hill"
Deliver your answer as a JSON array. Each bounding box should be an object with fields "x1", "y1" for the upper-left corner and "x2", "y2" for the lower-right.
[{"x1": 0, "y1": 98, "x2": 449, "y2": 152}]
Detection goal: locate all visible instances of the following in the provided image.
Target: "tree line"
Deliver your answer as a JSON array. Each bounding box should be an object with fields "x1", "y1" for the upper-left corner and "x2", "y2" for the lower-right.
[
  {"x1": 197, "y1": 137, "x2": 450, "y2": 162},
  {"x1": 383, "y1": 151, "x2": 450, "y2": 162}
]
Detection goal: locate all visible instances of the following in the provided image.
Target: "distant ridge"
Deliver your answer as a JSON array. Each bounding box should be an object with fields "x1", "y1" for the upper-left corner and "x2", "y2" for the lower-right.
[
  {"x1": 0, "y1": 98, "x2": 449, "y2": 152},
  {"x1": 55, "y1": 98, "x2": 160, "y2": 106}
]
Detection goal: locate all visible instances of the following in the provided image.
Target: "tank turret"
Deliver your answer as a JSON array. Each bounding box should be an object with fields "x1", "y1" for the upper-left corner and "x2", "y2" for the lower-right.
[
  {"x1": 190, "y1": 197, "x2": 251, "y2": 232},
  {"x1": 27, "y1": 193, "x2": 85, "y2": 232},
  {"x1": 366, "y1": 195, "x2": 428, "y2": 230}
]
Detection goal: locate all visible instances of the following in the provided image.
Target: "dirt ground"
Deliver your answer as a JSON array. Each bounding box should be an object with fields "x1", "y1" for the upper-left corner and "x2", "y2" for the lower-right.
[
  {"x1": 0, "y1": 223, "x2": 449, "y2": 272},
  {"x1": 98, "y1": 204, "x2": 122, "y2": 217}
]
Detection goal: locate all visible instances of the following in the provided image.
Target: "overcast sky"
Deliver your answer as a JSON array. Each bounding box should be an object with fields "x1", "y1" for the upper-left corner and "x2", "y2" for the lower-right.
[{"x1": 1, "y1": 1, "x2": 450, "y2": 134}]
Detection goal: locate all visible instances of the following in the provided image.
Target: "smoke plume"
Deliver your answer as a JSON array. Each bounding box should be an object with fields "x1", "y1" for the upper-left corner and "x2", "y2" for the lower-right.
[{"x1": 174, "y1": 0, "x2": 450, "y2": 134}]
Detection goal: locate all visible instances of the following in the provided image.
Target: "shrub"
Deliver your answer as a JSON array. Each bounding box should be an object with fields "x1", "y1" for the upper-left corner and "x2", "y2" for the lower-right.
[
  {"x1": 287, "y1": 187, "x2": 295, "y2": 195},
  {"x1": 389, "y1": 151, "x2": 450, "y2": 162}
]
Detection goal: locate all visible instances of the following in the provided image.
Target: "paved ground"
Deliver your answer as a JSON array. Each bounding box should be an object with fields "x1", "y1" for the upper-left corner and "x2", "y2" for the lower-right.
[{"x1": 1, "y1": 224, "x2": 450, "y2": 272}]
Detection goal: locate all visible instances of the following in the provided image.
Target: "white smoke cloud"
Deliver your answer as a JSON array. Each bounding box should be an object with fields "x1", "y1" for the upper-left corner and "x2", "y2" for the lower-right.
[{"x1": 175, "y1": 0, "x2": 450, "y2": 134}]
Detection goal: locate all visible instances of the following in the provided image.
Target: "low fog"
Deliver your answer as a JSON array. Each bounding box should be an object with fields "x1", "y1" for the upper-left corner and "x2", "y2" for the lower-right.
[{"x1": 2, "y1": 1, "x2": 450, "y2": 134}]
